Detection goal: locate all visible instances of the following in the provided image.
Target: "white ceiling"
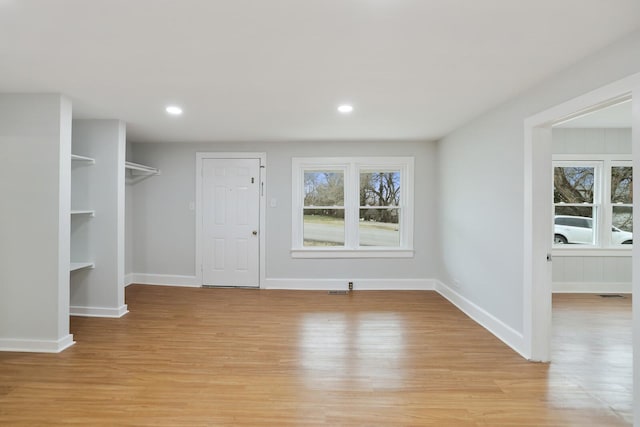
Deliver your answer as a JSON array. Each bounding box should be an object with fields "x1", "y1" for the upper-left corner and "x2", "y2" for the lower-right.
[
  {"x1": 1, "y1": 1, "x2": 639, "y2": 143},
  {"x1": 556, "y1": 100, "x2": 632, "y2": 128}
]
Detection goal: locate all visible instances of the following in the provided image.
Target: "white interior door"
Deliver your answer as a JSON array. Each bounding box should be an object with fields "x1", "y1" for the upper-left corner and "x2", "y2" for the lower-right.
[{"x1": 202, "y1": 158, "x2": 260, "y2": 287}]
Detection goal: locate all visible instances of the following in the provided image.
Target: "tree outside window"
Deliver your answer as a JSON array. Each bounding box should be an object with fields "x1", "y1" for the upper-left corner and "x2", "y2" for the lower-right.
[
  {"x1": 553, "y1": 159, "x2": 633, "y2": 247},
  {"x1": 292, "y1": 157, "x2": 414, "y2": 257}
]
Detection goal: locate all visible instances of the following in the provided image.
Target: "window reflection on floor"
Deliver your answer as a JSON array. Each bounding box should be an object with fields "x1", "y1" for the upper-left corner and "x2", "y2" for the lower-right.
[
  {"x1": 550, "y1": 294, "x2": 632, "y2": 423},
  {"x1": 299, "y1": 312, "x2": 406, "y2": 390}
]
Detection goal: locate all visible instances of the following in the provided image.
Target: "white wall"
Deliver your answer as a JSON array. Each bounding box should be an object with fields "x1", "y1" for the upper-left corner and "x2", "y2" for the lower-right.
[
  {"x1": 129, "y1": 140, "x2": 437, "y2": 286},
  {"x1": 552, "y1": 128, "x2": 632, "y2": 293},
  {"x1": 0, "y1": 94, "x2": 74, "y2": 352},
  {"x1": 70, "y1": 120, "x2": 127, "y2": 317},
  {"x1": 552, "y1": 256, "x2": 632, "y2": 293},
  {"x1": 552, "y1": 127, "x2": 631, "y2": 154},
  {"x1": 437, "y1": 30, "x2": 640, "y2": 341}
]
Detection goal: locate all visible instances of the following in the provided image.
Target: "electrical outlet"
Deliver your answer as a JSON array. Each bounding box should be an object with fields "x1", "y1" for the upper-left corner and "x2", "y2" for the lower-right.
[{"x1": 348, "y1": 281, "x2": 353, "y2": 291}]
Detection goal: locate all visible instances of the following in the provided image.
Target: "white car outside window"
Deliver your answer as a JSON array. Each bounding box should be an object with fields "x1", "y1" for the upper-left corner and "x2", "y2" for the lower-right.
[
  {"x1": 611, "y1": 225, "x2": 633, "y2": 245},
  {"x1": 554, "y1": 215, "x2": 633, "y2": 245}
]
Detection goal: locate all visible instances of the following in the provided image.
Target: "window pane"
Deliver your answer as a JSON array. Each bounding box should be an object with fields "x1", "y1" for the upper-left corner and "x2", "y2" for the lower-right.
[
  {"x1": 304, "y1": 171, "x2": 344, "y2": 206},
  {"x1": 359, "y1": 208, "x2": 400, "y2": 247},
  {"x1": 554, "y1": 166, "x2": 594, "y2": 204},
  {"x1": 612, "y1": 206, "x2": 633, "y2": 245},
  {"x1": 611, "y1": 166, "x2": 633, "y2": 204},
  {"x1": 553, "y1": 206, "x2": 594, "y2": 245},
  {"x1": 303, "y1": 209, "x2": 344, "y2": 246},
  {"x1": 360, "y1": 171, "x2": 400, "y2": 207}
]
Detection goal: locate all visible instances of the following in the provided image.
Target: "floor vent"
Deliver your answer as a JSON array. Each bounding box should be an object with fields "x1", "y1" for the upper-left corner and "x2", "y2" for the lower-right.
[
  {"x1": 328, "y1": 290, "x2": 349, "y2": 295},
  {"x1": 599, "y1": 294, "x2": 625, "y2": 298}
]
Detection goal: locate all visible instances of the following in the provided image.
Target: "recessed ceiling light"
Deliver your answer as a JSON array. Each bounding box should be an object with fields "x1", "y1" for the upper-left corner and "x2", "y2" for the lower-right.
[
  {"x1": 165, "y1": 105, "x2": 183, "y2": 115},
  {"x1": 337, "y1": 104, "x2": 354, "y2": 114}
]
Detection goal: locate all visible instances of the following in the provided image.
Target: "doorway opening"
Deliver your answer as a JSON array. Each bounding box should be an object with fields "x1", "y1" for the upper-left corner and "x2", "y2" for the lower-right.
[
  {"x1": 549, "y1": 98, "x2": 633, "y2": 423},
  {"x1": 524, "y1": 75, "x2": 639, "y2": 362},
  {"x1": 524, "y1": 71, "x2": 640, "y2": 423}
]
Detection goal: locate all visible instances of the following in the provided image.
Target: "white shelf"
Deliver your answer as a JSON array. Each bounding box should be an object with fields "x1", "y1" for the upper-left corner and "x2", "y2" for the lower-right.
[
  {"x1": 71, "y1": 210, "x2": 95, "y2": 216},
  {"x1": 125, "y1": 161, "x2": 159, "y2": 175},
  {"x1": 70, "y1": 262, "x2": 94, "y2": 272},
  {"x1": 71, "y1": 154, "x2": 95, "y2": 163}
]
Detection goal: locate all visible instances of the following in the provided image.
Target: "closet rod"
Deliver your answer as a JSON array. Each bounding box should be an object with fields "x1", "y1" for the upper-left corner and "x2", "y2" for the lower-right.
[
  {"x1": 71, "y1": 154, "x2": 95, "y2": 163},
  {"x1": 125, "y1": 161, "x2": 159, "y2": 174}
]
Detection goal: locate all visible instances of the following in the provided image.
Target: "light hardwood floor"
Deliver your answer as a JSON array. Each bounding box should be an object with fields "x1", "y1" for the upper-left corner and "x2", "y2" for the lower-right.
[
  {"x1": 551, "y1": 293, "x2": 632, "y2": 425},
  {"x1": 0, "y1": 286, "x2": 632, "y2": 426}
]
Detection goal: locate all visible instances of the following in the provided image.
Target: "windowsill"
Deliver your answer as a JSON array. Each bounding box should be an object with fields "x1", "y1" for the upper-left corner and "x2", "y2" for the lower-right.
[
  {"x1": 291, "y1": 249, "x2": 414, "y2": 259},
  {"x1": 552, "y1": 247, "x2": 633, "y2": 257}
]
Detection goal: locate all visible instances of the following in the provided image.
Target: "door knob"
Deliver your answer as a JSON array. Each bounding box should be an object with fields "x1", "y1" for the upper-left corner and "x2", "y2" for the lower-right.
[{"x1": 252, "y1": 230, "x2": 258, "y2": 236}]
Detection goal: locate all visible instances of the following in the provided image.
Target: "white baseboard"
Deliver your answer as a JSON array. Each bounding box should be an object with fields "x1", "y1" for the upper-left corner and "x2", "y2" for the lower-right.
[
  {"x1": 70, "y1": 304, "x2": 129, "y2": 318},
  {"x1": 0, "y1": 334, "x2": 75, "y2": 353},
  {"x1": 434, "y1": 280, "x2": 527, "y2": 359},
  {"x1": 128, "y1": 273, "x2": 200, "y2": 287},
  {"x1": 263, "y1": 278, "x2": 435, "y2": 290},
  {"x1": 130, "y1": 274, "x2": 433, "y2": 290},
  {"x1": 124, "y1": 273, "x2": 134, "y2": 287},
  {"x1": 552, "y1": 281, "x2": 632, "y2": 293}
]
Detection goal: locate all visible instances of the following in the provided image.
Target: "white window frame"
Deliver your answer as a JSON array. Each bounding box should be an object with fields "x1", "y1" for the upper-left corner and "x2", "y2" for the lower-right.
[
  {"x1": 552, "y1": 159, "x2": 602, "y2": 247},
  {"x1": 291, "y1": 157, "x2": 414, "y2": 258},
  {"x1": 609, "y1": 160, "x2": 634, "y2": 246},
  {"x1": 553, "y1": 154, "x2": 632, "y2": 256}
]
